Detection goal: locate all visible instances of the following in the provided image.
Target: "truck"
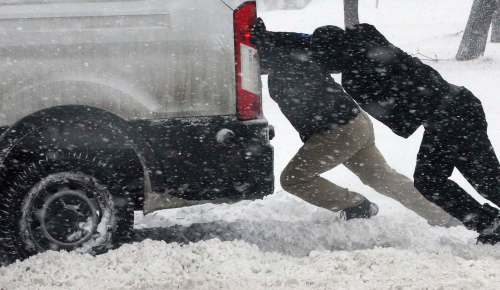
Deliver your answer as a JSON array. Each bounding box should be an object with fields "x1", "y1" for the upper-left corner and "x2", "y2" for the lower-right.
[{"x1": 0, "y1": 0, "x2": 273, "y2": 263}]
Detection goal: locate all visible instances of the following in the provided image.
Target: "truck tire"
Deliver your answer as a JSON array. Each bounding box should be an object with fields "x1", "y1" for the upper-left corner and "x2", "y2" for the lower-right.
[{"x1": 0, "y1": 150, "x2": 134, "y2": 264}]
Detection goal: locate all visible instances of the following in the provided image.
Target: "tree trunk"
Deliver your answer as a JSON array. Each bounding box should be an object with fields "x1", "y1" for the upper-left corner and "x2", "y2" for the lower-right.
[
  {"x1": 492, "y1": 8, "x2": 500, "y2": 42},
  {"x1": 344, "y1": 0, "x2": 359, "y2": 29},
  {"x1": 456, "y1": 0, "x2": 498, "y2": 61}
]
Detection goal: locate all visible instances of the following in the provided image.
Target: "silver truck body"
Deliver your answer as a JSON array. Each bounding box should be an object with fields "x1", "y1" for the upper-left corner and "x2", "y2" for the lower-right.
[
  {"x1": 0, "y1": 0, "x2": 274, "y2": 263},
  {"x1": 0, "y1": 0, "x2": 248, "y2": 126}
]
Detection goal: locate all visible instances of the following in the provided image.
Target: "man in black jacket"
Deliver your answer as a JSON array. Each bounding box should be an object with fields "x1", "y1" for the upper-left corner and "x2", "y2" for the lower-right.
[
  {"x1": 311, "y1": 24, "x2": 500, "y2": 244},
  {"x1": 253, "y1": 20, "x2": 457, "y2": 225}
]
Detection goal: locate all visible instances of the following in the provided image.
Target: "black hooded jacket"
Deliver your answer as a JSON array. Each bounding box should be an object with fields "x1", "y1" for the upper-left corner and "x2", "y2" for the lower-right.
[
  {"x1": 268, "y1": 56, "x2": 360, "y2": 142},
  {"x1": 259, "y1": 31, "x2": 360, "y2": 142},
  {"x1": 331, "y1": 24, "x2": 452, "y2": 138}
]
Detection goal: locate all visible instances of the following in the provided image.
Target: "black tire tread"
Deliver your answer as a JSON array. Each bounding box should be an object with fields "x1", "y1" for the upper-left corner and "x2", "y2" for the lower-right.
[{"x1": 0, "y1": 150, "x2": 134, "y2": 264}]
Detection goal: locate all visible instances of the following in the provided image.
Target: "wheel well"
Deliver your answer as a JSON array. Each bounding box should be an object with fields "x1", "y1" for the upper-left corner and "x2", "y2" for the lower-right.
[{"x1": 0, "y1": 105, "x2": 151, "y2": 210}]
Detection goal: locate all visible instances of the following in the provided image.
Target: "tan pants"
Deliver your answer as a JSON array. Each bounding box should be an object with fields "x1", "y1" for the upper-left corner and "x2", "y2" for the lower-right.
[{"x1": 281, "y1": 112, "x2": 456, "y2": 226}]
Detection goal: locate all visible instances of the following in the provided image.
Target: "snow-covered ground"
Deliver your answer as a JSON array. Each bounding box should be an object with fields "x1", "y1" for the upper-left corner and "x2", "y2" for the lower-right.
[{"x1": 2, "y1": 0, "x2": 500, "y2": 289}]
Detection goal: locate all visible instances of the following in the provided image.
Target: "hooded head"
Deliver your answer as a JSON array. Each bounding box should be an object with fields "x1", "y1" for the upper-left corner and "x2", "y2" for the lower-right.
[
  {"x1": 311, "y1": 25, "x2": 349, "y2": 73},
  {"x1": 344, "y1": 24, "x2": 396, "y2": 68},
  {"x1": 311, "y1": 23, "x2": 396, "y2": 72}
]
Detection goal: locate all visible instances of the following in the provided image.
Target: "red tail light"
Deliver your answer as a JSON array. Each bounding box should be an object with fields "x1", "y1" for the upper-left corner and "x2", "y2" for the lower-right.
[{"x1": 234, "y1": 1, "x2": 262, "y2": 120}]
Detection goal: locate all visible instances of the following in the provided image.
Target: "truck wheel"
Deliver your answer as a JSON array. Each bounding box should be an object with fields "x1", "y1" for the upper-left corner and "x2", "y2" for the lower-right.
[{"x1": 0, "y1": 151, "x2": 134, "y2": 264}]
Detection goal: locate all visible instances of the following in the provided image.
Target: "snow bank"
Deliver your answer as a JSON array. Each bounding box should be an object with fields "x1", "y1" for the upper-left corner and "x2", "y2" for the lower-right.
[
  {"x1": 135, "y1": 192, "x2": 472, "y2": 257},
  {"x1": 2, "y1": 193, "x2": 500, "y2": 289},
  {"x1": 1, "y1": 238, "x2": 500, "y2": 290}
]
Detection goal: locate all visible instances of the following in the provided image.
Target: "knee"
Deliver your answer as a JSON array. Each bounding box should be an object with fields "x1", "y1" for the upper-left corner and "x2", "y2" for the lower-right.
[
  {"x1": 413, "y1": 172, "x2": 443, "y2": 200},
  {"x1": 413, "y1": 177, "x2": 427, "y2": 196},
  {"x1": 356, "y1": 171, "x2": 380, "y2": 188},
  {"x1": 280, "y1": 169, "x2": 315, "y2": 199},
  {"x1": 354, "y1": 162, "x2": 396, "y2": 189},
  {"x1": 413, "y1": 171, "x2": 428, "y2": 190}
]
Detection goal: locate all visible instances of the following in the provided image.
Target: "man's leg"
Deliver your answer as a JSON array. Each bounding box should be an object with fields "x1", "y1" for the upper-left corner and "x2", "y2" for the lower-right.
[
  {"x1": 281, "y1": 114, "x2": 371, "y2": 212},
  {"x1": 344, "y1": 114, "x2": 457, "y2": 226},
  {"x1": 413, "y1": 130, "x2": 491, "y2": 231},
  {"x1": 452, "y1": 92, "x2": 500, "y2": 208},
  {"x1": 457, "y1": 131, "x2": 500, "y2": 243},
  {"x1": 456, "y1": 131, "x2": 500, "y2": 207}
]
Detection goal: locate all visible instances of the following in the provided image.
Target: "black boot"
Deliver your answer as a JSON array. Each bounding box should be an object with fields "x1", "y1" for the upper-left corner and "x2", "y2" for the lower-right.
[
  {"x1": 477, "y1": 204, "x2": 500, "y2": 245},
  {"x1": 340, "y1": 199, "x2": 379, "y2": 220},
  {"x1": 477, "y1": 220, "x2": 500, "y2": 245}
]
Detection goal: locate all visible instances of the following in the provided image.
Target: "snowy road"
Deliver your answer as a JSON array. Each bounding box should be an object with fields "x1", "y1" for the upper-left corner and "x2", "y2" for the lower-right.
[
  {"x1": 2, "y1": 200, "x2": 500, "y2": 289},
  {"x1": 2, "y1": 0, "x2": 500, "y2": 289}
]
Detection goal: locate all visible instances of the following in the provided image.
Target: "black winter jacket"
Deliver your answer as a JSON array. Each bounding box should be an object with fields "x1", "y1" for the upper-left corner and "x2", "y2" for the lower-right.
[
  {"x1": 340, "y1": 24, "x2": 451, "y2": 138},
  {"x1": 266, "y1": 44, "x2": 360, "y2": 142},
  {"x1": 255, "y1": 31, "x2": 360, "y2": 142}
]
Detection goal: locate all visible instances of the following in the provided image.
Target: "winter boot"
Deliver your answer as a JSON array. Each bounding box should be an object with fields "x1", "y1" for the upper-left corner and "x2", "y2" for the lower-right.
[
  {"x1": 477, "y1": 218, "x2": 500, "y2": 245},
  {"x1": 477, "y1": 204, "x2": 500, "y2": 245},
  {"x1": 340, "y1": 199, "x2": 379, "y2": 220}
]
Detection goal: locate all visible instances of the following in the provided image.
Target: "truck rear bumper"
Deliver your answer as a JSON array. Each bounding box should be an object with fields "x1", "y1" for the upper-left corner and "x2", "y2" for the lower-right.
[{"x1": 132, "y1": 116, "x2": 274, "y2": 204}]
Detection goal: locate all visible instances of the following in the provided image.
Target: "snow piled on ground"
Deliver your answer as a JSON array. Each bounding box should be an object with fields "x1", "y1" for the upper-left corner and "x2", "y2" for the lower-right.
[
  {"x1": 2, "y1": 239, "x2": 500, "y2": 290},
  {"x1": 3, "y1": 0, "x2": 500, "y2": 289}
]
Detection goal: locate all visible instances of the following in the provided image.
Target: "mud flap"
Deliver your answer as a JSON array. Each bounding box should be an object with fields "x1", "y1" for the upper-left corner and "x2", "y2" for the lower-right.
[{"x1": 143, "y1": 192, "x2": 192, "y2": 214}]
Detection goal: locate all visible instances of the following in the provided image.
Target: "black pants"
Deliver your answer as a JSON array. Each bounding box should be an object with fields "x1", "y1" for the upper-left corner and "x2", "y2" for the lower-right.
[{"x1": 414, "y1": 88, "x2": 500, "y2": 232}]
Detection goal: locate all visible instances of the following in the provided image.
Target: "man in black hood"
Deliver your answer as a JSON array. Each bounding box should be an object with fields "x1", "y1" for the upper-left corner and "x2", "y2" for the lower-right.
[
  {"x1": 311, "y1": 23, "x2": 500, "y2": 244},
  {"x1": 252, "y1": 19, "x2": 457, "y2": 225}
]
